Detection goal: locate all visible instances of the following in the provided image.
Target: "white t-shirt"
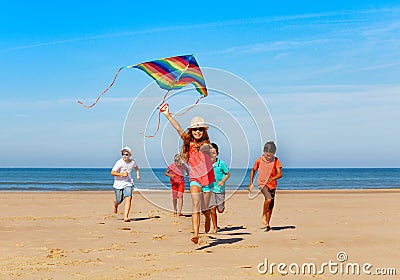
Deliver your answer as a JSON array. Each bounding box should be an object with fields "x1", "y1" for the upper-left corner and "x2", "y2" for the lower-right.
[{"x1": 112, "y1": 158, "x2": 138, "y2": 189}]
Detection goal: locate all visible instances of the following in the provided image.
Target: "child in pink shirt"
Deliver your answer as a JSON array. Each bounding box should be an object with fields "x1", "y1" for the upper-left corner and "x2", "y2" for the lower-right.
[{"x1": 165, "y1": 154, "x2": 189, "y2": 216}]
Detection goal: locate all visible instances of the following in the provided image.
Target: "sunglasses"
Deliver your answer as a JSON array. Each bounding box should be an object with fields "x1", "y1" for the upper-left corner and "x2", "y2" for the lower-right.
[
  {"x1": 192, "y1": 127, "x2": 204, "y2": 132},
  {"x1": 122, "y1": 153, "x2": 130, "y2": 156}
]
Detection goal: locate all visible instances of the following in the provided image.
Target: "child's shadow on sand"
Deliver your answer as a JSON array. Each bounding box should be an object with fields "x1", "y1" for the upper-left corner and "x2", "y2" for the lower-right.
[
  {"x1": 179, "y1": 214, "x2": 192, "y2": 218},
  {"x1": 217, "y1": 225, "x2": 251, "y2": 236},
  {"x1": 271, "y1": 225, "x2": 296, "y2": 231},
  {"x1": 118, "y1": 217, "x2": 153, "y2": 222},
  {"x1": 218, "y1": 225, "x2": 246, "y2": 232}
]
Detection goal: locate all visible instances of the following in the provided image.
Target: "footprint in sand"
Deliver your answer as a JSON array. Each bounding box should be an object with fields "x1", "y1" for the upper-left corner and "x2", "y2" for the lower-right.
[
  {"x1": 152, "y1": 234, "x2": 166, "y2": 240},
  {"x1": 103, "y1": 214, "x2": 116, "y2": 221},
  {"x1": 118, "y1": 227, "x2": 131, "y2": 231},
  {"x1": 148, "y1": 215, "x2": 161, "y2": 219},
  {"x1": 99, "y1": 243, "x2": 124, "y2": 251},
  {"x1": 46, "y1": 248, "x2": 66, "y2": 258},
  {"x1": 311, "y1": 240, "x2": 325, "y2": 244},
  {"x1": 175, "y1": 250, "x2": 194, "y2": 254},
  {"x1": 79, "y1": 248, "x2": 93, "y2": 253},
  {"x1": 198, "y1": 239, "x2": 208, "y2": 246}
]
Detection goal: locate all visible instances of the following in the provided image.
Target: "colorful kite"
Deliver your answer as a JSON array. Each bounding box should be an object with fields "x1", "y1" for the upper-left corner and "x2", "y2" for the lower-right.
[
  {"x1": 78, "y1": 54, "x2": 207, "y2": 137},
  {"x1": 78, "y1": 54, "x2": 207, "y2": 108}
]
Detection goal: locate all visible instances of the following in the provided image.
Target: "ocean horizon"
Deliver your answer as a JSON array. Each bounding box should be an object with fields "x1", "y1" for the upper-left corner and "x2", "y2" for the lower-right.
[{"x1": 0, "y1": 167, "x2": 399, "y2": 191}]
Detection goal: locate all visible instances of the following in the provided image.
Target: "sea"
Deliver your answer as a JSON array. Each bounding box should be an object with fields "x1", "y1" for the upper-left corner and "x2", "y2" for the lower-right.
[{"x1": 0, "y1": 168, "x2": 399, "y2": 191}]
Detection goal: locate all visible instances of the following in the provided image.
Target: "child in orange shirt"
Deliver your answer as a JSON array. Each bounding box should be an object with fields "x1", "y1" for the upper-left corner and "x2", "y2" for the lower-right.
[{"x1": 248, "y1": 141, "x2": 282, "y2": 231}]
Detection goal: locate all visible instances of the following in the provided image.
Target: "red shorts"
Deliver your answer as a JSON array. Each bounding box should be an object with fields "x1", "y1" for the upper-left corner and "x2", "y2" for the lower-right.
[{"x1": 171, "y1": 182, "x2": 184, "y2": 199}]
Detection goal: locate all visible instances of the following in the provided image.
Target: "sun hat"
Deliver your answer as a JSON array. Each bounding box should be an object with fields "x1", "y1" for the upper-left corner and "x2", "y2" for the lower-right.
[
  {"x1": 188, "y1": 116, "x2": 208, "y2": 129},
  {"x1": 121, "y1": 147, "x2": 132, "y2": 155}
]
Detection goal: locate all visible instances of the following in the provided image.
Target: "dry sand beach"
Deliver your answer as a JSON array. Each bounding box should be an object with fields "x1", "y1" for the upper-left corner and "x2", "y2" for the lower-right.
[{"x1": 1, "y1": 190, "x2": 399, "y2": 279}]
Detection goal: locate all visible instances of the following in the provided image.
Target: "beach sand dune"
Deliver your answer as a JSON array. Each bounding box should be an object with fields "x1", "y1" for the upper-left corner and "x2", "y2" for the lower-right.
[{"x1": 0, "y1": 190, "x2": 399, "y2": 279}]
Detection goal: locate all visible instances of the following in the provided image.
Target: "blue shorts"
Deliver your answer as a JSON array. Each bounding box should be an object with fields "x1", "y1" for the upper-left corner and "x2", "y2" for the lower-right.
[
  {"x1": 190, "y1": 181, "x2": 214, "y2": 193},
  {"x1": 114, "y1": 186, "x2": 133, "y2": 204}
]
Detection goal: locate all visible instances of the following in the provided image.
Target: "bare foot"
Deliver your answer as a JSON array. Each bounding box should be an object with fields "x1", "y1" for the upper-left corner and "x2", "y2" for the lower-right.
[
  {"x1": 113, "y1": 202, "x2": 118, "y2": 214},
  {"x1": 191, "y1": 236, "x2": 199, "y2": 244},
  {"x1": 124, "y1": 218, "x2": 131, "y2": 222},
  {"x1": 212, "y1": 227, "x2": 218, "y2": 234}
]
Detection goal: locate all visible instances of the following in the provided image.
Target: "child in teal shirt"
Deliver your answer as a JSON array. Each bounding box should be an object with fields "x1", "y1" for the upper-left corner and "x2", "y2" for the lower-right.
[{"x1": 209, "y1": 143, "x2": 230, "y2": 233}]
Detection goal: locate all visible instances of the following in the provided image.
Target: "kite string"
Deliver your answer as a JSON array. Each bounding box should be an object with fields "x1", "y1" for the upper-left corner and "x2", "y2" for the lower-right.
[
  {"x1": 141, "y1": 89, "x2": 171, "y2": 138},
  {"x1": 77, "y1": 67, "x2": 125, "y2": 108},
  {"x1": 142, "y1": 93, "x2": 204, "y2": 138},
  {"x1": 171, "y1": 96, "x2": 203, "y2": 117},
  {"x1": 142, "y1": 61, "x2": 192, "y2": 138}
]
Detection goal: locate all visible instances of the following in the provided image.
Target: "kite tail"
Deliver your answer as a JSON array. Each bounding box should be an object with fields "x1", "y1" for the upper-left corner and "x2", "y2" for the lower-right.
[
  {"x1": 77, "y1": 67, "x2": 124, "y2": 108},
  {"x1": 141, "y1": 110, "x2": 162, "y2": 138},
  {"x1": 141, "y1": 89, "x2": 171, "y2": 138}
]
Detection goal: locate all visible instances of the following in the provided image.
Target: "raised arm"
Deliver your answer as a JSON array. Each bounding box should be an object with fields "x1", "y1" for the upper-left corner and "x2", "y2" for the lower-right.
[{"x1": 161, "y1": 104, "x2": 185, "y2": 139}]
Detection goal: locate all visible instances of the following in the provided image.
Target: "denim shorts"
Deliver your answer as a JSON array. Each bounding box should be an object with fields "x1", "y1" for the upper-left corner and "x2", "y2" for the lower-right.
[
  {"x1": 190, "y1": 181, "x2": 214, "y2": 193},
  {"x1": 114, "y1": 186, "x2": 133, "y2": 204}
]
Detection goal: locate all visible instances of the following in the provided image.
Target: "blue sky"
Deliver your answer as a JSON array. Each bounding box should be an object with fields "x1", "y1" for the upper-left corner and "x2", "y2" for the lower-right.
[{"x1": 1, "y1": 1, "x2": 400, "y2": 168}]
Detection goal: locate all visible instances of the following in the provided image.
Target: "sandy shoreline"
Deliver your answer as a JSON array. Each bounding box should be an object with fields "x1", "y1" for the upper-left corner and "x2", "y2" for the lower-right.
[{"x1": 1, "y1": 190, "x2": 399, "y2": 279}]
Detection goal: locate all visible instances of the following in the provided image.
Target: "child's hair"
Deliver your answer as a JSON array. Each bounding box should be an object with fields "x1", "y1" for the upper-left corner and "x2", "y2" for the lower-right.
[
  {"x1": 180, "y1": 128, "x2": 210, "y2": 162},
  {"x1": 263, "y1": 141, "x2": 277, "y2": 154},
  {"x1": 211, "y1": 143, "x2": 219, "y2": 155},
  {"x1": 174, "y1": 154, "x2": 182, "y2": 164}
]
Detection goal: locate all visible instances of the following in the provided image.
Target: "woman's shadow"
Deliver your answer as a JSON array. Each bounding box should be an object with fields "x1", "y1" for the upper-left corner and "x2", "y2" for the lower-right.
[
  {"x1": 196, "y1": 225, "x2": 251, "y2": 250},
  {"x1": 196, "y1": 236, "x2": 244, "y2": 251}
]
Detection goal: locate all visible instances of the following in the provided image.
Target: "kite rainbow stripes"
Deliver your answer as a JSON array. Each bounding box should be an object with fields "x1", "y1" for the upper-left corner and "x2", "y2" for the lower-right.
[
  {"x1": 78, "y1": 54, "x2": 207, "y2": 109},
  {"x1": 131, "y1": 54, "x2": 207, "y2": 98}
]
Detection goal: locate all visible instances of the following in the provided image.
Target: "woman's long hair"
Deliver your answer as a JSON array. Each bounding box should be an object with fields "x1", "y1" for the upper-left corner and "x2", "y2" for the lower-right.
[{"x1": 180, "y1": 128, "x2": 210, "y2": 162}]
